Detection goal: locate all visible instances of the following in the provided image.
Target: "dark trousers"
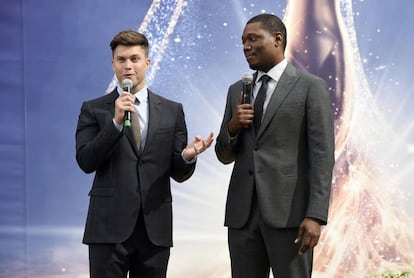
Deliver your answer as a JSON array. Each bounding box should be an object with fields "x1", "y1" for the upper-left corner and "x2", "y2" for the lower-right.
[
  {"x1": 228, "y1": 196, "x2": 313, "y2": 278},
  {"x1": 88, "y1": 215, "x2": 170, "y2": 278}
]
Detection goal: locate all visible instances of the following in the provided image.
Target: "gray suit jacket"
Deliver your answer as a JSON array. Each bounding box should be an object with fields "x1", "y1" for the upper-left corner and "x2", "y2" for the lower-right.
[
  {"x1": 215, "y1": 63, "x2": 335, "y2": 229},
  {"x1": 76, "y1": 88, "x2": 195, "y2": 247}
]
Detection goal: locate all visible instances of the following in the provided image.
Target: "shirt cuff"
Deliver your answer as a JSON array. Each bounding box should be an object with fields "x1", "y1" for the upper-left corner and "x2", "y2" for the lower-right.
[
  {"x1": 181, "y1": 150, "x2": 197, "y2": 164},
  {"x1": 113, "y1": 118, "x2": 123, "y2": 132},
  {"x1": 227, "y1": 130, "x2": 238, "y2": 144}
]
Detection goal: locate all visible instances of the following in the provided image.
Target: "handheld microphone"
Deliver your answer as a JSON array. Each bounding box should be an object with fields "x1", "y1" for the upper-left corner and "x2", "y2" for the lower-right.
[
  {"x1": 242, "y1": 73, "x2": 253, "y2": 128},
  {"x1": 242, "y1": 73, "x2": 253, "y2": 104},
  {"x1": 122, "y1": 79, "x2": 133, "y2": 128}
]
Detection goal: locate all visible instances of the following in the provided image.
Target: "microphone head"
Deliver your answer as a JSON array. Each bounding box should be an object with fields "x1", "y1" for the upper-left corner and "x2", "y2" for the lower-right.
[
  {"x1": 242, "y1": 72, "x2": 253, "y2": 84},
  {"x1": 121, "y1": 78, "x2": 133, "y2": 92}
]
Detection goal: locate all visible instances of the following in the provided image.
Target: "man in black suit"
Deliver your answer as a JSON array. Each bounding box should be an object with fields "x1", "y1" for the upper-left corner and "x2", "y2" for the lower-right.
[
  {"x1": 76, "y1": 30, "x2": 214, "y2": 278},
  {"x1": 215, "y1": 14, "x2": 335, "y2": 277}
]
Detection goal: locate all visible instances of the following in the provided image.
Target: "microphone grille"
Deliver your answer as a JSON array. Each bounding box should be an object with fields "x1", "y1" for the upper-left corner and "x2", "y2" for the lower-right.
[
  {"x1": 242, "y1": 72, "x2": 253, "y2": 83},
  {"x1": 121, "y1": 79, "x2": 133, "y2": 90}
]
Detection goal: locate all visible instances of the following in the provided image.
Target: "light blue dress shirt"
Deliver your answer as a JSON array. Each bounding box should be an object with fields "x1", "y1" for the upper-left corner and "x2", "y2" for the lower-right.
[
  {"x1": 113, "y1": 85, "x2": 195, "y2": 163},
  {"x1": 114, "y1": 85, "x2": 149, "y2": 149}
]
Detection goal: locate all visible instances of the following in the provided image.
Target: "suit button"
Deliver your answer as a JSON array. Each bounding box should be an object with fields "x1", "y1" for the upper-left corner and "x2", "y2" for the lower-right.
[{"x1": 248, "y1": 169, "x2": 254, "y2": 176}]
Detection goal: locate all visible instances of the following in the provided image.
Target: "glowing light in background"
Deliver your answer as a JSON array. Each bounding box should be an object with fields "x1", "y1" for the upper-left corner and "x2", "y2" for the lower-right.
[
  {"x1": 106, "y1": 0, "x2": 188, "y2": 93},
  {"x1": 101, "y1": 0, "x2": 414, "y2": 277},
  {"x1": 4, "y1": 0, "x2": 413, "y2": 277},
  {"x1": 284, "y1": 0, "x2": 414, "y2": 276}
]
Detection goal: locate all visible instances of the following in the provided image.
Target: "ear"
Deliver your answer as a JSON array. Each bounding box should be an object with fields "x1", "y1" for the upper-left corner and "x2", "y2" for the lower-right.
[
  {"x1": 273, "y1": 32, "x2": 283, "y2": 47},
  {"x1": 145, "y1": 58, "x2": 151, "y2": 70}
]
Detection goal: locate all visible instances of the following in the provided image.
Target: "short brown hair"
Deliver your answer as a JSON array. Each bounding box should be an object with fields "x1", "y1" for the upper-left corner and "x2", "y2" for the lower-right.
[{"x1": 110, "y1": 30, "x2": 149, "y2": 57}]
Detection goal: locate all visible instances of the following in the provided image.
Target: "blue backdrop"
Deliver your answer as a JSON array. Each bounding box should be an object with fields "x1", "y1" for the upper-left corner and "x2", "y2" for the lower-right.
[{"x1": 1, "y1": 0, "x2": 414, "y2": 277}]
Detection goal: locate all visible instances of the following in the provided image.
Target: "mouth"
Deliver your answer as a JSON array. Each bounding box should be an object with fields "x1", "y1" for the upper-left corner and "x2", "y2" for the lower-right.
[
  {"x1": 245, "y1": 53, "x2": 255, "y2": 63},
  {"x1": 245, "y1": 52, "x2": 254, "y2": 57},
  {"x1": 123, "y1": 74, "x2": 134, "y2": 80}
]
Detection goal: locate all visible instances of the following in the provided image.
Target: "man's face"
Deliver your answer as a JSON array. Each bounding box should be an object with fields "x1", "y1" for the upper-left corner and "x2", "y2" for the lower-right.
[
  {"x1": 112, "y1": 45, "x2": 150, "y2": 93},
  {"x1": 242, "y1": 22, "x2": 279, "y2": 72}
]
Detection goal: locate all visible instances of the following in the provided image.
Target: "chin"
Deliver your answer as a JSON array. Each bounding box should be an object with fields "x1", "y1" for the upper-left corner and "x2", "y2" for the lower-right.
[{"x1": 248, "y1": 63, "x2": 259, "y2": 70}]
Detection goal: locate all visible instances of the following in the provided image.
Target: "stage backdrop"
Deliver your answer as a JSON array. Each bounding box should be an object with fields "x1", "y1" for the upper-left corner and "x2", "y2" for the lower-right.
[{"x1": 1, "y1": 0, "x2": 414, "y2": 277}]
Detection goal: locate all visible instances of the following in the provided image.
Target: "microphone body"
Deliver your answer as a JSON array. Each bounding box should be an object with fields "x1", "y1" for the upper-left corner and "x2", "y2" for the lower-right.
[
  {"x1": 241, "y1": 73, "x2": 253, "y2": 128},
  {"x1": 242, "y1": 73, "x2": 253, "y2": 105},
  {"x1": 122, "y1": 79, "x2": 133, "y2": 128}
]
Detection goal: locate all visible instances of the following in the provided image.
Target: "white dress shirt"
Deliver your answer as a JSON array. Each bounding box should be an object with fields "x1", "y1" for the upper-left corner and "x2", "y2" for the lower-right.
[{"x1": 253, "y1": 58, "x2": 288, "y2": 116}]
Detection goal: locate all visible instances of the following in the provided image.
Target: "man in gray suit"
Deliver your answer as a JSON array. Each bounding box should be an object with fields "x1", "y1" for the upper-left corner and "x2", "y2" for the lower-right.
[
  {"x1": 76, "y1": 30, "x2": 213, "y2": 278},
  {"x1": 215, "y1": 14, "x2": 335, "y2": 277}
]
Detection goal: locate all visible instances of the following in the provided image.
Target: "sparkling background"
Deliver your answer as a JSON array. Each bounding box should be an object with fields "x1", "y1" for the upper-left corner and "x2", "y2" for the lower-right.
[{"x1": 0, "y1": 0, "x2": 413, "y2": 277}]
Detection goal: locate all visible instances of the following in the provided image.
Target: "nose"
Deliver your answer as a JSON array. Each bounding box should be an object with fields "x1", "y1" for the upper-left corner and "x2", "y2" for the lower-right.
[
  {"x1": 243, "y1": 42, "x2": 252, "y2": 51},
  {"x1": 125, "y1": 59, "x2": 133, "y2": 69}
]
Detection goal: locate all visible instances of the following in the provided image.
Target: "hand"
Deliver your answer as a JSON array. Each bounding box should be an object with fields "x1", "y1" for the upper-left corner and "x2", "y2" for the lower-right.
[
  {"x1": 294, "y1": 218, "x2": 322, "y2": 255},
  {"x1": 114, "y1": 92, "x2": 136, "y2": 125},
  {"x1": 228, "y1": 93, "x2": 253, "y2": 136},
  {"x1": 182, "y1": 132, "x2": 214, "y2": 161}
]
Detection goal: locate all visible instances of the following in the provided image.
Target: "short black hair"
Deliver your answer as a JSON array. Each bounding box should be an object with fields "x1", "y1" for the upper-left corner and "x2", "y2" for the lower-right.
[{"x1": 247, "y1": 14, "x2": 287, "y2": 50}]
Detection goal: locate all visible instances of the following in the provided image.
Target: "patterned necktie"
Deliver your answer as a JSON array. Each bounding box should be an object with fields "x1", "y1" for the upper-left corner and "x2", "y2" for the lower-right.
[
  {"x1": 131, "y1": 110, "x2": 142, "y2": 153},
  {"x1": 254, "y1": 74, "x2": 270, "y2": 133}
]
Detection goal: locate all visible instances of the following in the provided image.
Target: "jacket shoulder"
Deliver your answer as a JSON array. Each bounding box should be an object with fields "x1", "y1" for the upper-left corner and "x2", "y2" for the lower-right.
[
  {"x1": 91, "y1": 89, "x2": 118, "y2": 102},
  {"x1": 287, "y1": 63, "x2": 325, "y2": 83},
  {"x1": 148, "y1": 90, "x2": 182, "y2": 107}
]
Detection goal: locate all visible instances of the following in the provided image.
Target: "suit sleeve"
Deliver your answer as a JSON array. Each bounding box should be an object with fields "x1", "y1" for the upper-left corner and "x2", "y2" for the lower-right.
[
  {"x1": 75, "y1": 101, "x2": 123, "y2": 174},
  {"x1": 215, "y1": 85, "x2": 238, "y2": 164},
  {"x1": 306, "y1": 77, "x2": 335, "y2": 224},
  {"x1": 170, "y1": 103, "x2": 196, "y2": 182}
]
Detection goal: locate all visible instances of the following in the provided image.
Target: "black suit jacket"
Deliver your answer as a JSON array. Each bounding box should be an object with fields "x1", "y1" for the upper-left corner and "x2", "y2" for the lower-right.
[
  {"x1": 76, "y1": 88, "x2": 195, "y2": 247},
  {"x1": 215, "y1": 63, "x2": 335, "y2": 229}
]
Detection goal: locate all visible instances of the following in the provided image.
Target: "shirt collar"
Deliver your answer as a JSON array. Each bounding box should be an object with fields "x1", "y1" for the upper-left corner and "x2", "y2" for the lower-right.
[{"x1": 256, "y1": 58, "x2": 288, "y2": 84}]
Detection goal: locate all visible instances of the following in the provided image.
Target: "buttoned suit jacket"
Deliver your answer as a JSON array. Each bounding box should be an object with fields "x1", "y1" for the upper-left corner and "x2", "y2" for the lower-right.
[
  {"x1": 76, "y1": 88, "x2": 195, "y2": 247},
  {"x1": 215, "y1": 63, "x2": 335, "y2": 229}
]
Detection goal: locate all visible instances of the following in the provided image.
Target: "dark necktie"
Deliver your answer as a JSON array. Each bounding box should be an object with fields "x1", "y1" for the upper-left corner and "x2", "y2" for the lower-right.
[
  {"x1": 254, "y1": 75, "x2": 270, "y2": 133},
  {"x1": 131, "y1": 110, "x2": 142, "y2": 153}
]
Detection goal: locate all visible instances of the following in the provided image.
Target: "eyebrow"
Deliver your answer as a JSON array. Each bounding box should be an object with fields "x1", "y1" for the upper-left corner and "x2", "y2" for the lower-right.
[
  {"x1": 242, "y1": 33, "x2": 260, "y2": 39},
  {"x1": 115, "y1": 54, "x2": 141, "y2": 59}
]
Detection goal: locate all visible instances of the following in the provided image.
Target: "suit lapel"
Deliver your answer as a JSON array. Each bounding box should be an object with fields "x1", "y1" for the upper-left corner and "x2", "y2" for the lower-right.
[
  {"x1": 257, "y1": 63, "x2": 299, "y2": 138},
  {"x1": 143, "y1": 91, "x2": 162, "y2": 153},
  {"x1": 124, "y1": 125, "x2": 139, "y2": 156}
]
